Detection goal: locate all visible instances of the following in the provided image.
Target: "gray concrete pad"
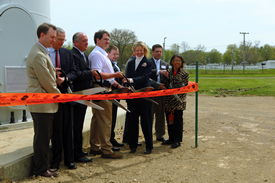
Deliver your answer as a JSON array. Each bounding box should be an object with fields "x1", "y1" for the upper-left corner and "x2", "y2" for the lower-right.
[{"x1": 0, "y1": 107, "x2": 126, "y2": 181}]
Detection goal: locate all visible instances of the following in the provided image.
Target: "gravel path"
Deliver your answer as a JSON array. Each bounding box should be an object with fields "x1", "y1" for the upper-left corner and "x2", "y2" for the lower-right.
[{"x1": 16, "y1": 95, "x2": 275, "y2": 183}]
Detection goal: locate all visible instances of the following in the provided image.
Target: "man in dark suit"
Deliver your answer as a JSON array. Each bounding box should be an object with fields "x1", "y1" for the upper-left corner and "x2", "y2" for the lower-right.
[
  {"x1": 106, "y1": 45, "x2": 124, "y2": 150},
  {"x1": 49, "y1": 27, "x2": 77, "y2": 170},
  {"x1": 149, "y1": 44, "x2": 169, "y2": 141},
  {"x1": 71, "y1": 32, "x2": 96, "y2": 162},
  {"x1": 26, "y1": 23, "x2": 60, "y2": 177}
]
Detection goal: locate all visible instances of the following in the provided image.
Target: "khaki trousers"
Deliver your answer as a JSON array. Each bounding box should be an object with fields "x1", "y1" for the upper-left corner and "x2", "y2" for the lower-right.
[{"x1": 90, "y1": 99, "x2": 113, "y2": 154}]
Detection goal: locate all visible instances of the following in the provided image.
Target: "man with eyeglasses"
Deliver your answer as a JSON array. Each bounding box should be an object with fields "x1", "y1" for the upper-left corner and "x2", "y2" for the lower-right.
[
  {"x1": 48, "y1": 27, "x2": 78, "y2": 170},
  {"x1": 149, "y1": 44, "x2": 169, "y2": 142}
]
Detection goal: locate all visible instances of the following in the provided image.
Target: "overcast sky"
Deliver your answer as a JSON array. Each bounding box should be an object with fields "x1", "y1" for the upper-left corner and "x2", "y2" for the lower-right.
[{"x1": 50, "y1": 0, "x2": 275, "y2": 53}]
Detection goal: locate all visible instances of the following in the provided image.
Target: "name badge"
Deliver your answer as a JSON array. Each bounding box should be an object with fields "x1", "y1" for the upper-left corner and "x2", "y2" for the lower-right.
[{"x1": 161, "y1": 65, "x2": 166, "y2": 69}]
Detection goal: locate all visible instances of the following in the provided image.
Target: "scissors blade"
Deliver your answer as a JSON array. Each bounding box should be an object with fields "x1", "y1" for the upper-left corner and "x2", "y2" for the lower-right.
[
  {"x1": 110, "y1": 99, "x2": 131, "y2": 113},
  {"x1": 107, "y1": 87, "x2": 131, "y2": 94},
  {"x1": 173, "y1": 94, "x2": 183, "y2": 103},
  {"x1": 143, "y1": 97, "x2": 159, "y2": 105},
  {"x1": 122, "y1": 74, "x2": 158, "y2": 105},
  {"x1": 134, "y1": 87, "x2": 154, "y2": 93},
  {"x1": 73, "y1": 87, "x2": 106, "y2": 95},
  {"x1": 67, "y1": 87, "x2": 73, "y2": 94},
  {"x1": 75, "y1": 100, "x2": 104, "y2": 110}
]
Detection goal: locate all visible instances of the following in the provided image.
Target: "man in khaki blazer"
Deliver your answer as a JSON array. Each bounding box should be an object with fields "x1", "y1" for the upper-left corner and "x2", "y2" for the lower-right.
[{"x1": 26, "y1": 23, "x2": 60, "y2": 177}]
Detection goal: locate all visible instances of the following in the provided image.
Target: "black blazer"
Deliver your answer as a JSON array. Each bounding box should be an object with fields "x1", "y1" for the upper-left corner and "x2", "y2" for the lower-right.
[
  {"x1": 58, "y1": 47, "x2": 77, "y2": 93},
  {"x1": 149, "y1": 58, "x2": 169, "y2": 89},
  {"x1": 125, "y1": 56, "x2": 152, "y2": 103},
  {"x1": 71, "y1": 47, "x2": 94, "y2": 92}
]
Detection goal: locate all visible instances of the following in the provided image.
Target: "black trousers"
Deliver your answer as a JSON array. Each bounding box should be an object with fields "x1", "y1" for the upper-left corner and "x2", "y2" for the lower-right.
[
  {"x1": 73, "y1": 103, "x2": 87, "y2": 159},
  {"x1": 31, "y1": 112, "x2": 54, "y2": 175},
  {"x1": 165, "y1": 110, "x2": 183, "y2": 143},
  {"x1": 122, "y1": 112, "x2": 129, "y2": 142},
  {"x1": 110, "y1": 100, "x2": 119, "y2": 143},
  {"x1": 127, "y1": 101, "x2": 153, "y2": 149},
  {"x1": 51, "y1": 103, "x2": 74, "y2": 165}
]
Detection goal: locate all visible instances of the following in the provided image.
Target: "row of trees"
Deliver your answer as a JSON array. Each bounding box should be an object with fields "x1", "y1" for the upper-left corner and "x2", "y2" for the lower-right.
[
  {"x1": 64, "y1": 29, "x2": 275, "y2": 68},
  {"x1": 167, "y1": 41, "x2": 275, "y2": 65}
]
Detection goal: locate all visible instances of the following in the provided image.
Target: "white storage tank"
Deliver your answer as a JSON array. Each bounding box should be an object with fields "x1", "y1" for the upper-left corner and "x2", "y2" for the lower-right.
[{"x1": 0, "y1": 0, "x2": 51, "y2": 124}]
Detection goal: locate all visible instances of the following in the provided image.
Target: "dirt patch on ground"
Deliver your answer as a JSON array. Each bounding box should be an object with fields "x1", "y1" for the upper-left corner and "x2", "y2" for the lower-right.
[{"x1": 13, "y1": 95, "x2": 275, "y2": 183}]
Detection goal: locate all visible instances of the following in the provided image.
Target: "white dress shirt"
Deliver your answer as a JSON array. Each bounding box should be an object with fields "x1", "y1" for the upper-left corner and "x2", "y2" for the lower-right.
[
  {"x1": 48, "y1": 47, "x2": 60, "y2": 67},
  {"x1": 128, "y1": 55, "x2": 145, "y2": 83},
  {"x1": 135, "y1": 55, "x2": 144, "y2": 70},
  {"x1": 89, "y1": 46, "x2": 115, "y2": 84}
]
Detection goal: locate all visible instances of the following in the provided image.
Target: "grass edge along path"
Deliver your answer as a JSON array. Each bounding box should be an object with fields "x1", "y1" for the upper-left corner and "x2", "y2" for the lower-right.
[{"x1": 188, "y1": 70, "x2": 275, "y2": 96}]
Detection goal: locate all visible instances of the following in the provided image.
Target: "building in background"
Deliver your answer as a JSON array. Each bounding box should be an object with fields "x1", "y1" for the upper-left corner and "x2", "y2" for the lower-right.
[{"x1": 0, "y1": 0, "x2": 51, "y2": 124}]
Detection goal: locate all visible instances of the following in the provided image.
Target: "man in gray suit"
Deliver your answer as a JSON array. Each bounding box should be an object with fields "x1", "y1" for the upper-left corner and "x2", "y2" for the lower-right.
[
  {"x1": 26, "y1": 23, "x2": 60, "y2": 177},
  {"x1": 149, "y1": 44, "x2": 169, "y2": 141}
]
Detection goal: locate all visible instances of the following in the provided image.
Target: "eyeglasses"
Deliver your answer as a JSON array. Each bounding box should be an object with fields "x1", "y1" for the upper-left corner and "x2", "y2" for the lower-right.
[{"x1": 173, "y1": 60, "x2": 181, "y2": 63}]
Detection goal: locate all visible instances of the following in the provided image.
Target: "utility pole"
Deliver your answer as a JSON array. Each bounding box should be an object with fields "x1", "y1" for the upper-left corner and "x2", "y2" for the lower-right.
[
  {"x1": 231, "y1": 50, "x2": 235, "y2": 74},
  {"x1": 240, "y1": 32, "x2": 249, "y2": 74},
  {"x1": 204, "y1": 54, "x2": 207, "y2": 74},
  {"x1": 163, "y1": 37, "x2": 167, "y2": 61}
]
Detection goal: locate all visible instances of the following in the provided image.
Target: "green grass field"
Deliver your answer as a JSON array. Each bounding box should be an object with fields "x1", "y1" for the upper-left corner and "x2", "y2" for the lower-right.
[{"x1": 188, "y1": 69, "x2": 275, "y2": 96}]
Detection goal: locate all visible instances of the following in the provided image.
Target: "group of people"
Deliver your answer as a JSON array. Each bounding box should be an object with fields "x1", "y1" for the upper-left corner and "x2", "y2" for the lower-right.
[{"x1": 26, "y1": 22, "x2": 189, "y2": 178}]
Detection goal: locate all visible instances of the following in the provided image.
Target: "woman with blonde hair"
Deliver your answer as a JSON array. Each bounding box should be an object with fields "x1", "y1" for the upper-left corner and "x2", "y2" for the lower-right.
[{"x1": 123, "y1": 41, "x2": 153, "y2": 154}]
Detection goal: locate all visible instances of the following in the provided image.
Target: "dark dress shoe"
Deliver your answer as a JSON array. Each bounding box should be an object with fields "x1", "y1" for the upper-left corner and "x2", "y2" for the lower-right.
[
  {"x1": 112, "y1": 141, "x2": 125, "y2": 147},
  {"x1": 76, "y1": 156, "x2": 93, "y2": 162},
  {"x1": 82, "y1": 151, "x2": 88, "y2": 156},
  {"x1": 144, "y1": 149, "x2": 152, "y2": 154},
  {"x1": 162, "y1": 140, "x2": 172, "y2": 145},
  {"x1": 137, "y1": 142, "x2": 142, "y2": 146},
  {"x1": 48, "y1": 168, "x2": 58, "y2": 172},
  {"x1": 38, "y1": 170, "x2": 59, "y2": 177},
  {"x1": 65, "y1": 163, "x2": 77, "y2": 169},
  {"x1": 171, "y1": 142, "x2": 181, "y2": 148},
  {"x1": 129, "y1": 148, "x2": 136, "y2": 153},
  {"x1": 101, "y1": 153, "x2": 123, "y2": 159},
  {"x1": 112, "y1": 147, "x2": 120, "y2": 151},
  {"x1": 157, "y1": 137, "x2": 167, "y2": 142},
  {"x1": 50, "y1": 163, "x2": 59, "y2": 171},
  {"x1": 90, "y1": 149, "x2": 103, "y2": 156}
]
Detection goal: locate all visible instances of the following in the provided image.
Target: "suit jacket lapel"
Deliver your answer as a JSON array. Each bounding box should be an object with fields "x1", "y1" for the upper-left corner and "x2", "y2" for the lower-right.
[
  {"x1": 150, "y1": 58, "x2": 156, "y2": 69},
  {"x1": 59, "y1": 48, "x2": 65, "y2": 69},
  {"x1": 128, "y1": 59, "x2": 136, "y2": 77},
  {"x1": 84, "y1": 54, "x2": 90, "y2": 69},
  {"x1": 135, "y1": 59, "x2": 145, "y2": 74},
  {"x1": 73, "y1": 47, "x2": 90, "y2": 69}
]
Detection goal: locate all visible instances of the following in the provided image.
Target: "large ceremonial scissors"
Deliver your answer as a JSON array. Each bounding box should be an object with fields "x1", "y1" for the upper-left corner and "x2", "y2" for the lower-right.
[
  {"x1": 122, "y1": 74, "x2": 159, "y2": 105},
  {"x1": 93, "y1": 71, "x2": 131, "y2": 113},
  {"x1": 60, "y1": 70, "x2": 105, "y2": 110}
]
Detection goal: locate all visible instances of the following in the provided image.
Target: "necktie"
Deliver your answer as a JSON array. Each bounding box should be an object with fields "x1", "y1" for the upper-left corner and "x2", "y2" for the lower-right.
[
  {"x1": 113, "y1": 62, "x2": 120, "y2": 71},
  {"x1": 55, "y1": 50, "x2": 60, "y2": 68},
  {"x1": 55, "y1": 49, "x2": 60, "y2": 77},
  {"x1": 156, "y1": 60, "x2": 160, "y2": 83},
  {"x1": 83, "y1": 54, "x2": 89, "y2": 66}
]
